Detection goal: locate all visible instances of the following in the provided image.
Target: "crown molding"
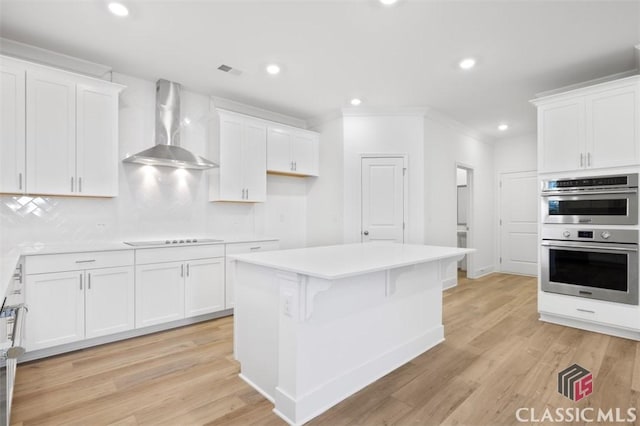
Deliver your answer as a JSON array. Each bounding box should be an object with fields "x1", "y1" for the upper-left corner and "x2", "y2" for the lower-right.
[
  {"x1": 210, "y1": 96, "x2": 307, "y2": 129},
  {"x1": 0, "y1": 37, "x2": 113, "y2": 80}
]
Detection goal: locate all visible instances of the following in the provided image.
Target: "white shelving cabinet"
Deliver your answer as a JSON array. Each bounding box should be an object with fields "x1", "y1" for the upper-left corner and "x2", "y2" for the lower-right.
[
  {"x1": 267, "y1": 125, "x2": 319, "y2": 176},
  {"x1": 209, "y1": 110, "x2": 267, "y2": 202},
  {"x1": 0, "y1": 55, "x2": 124, "y2": 196},
  {"x1": 135, "y1": 245, "x2": 225, "y2": 328},
  {"x1": 534, "y1": 75, "x2": 639, "y2": 174},
  {"x1": 24, "y1": 250, "x2": 135, "y2": 351}
]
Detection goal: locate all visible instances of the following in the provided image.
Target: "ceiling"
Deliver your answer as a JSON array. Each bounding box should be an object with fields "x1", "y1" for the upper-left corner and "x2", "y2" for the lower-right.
[{"x1": 1, "y1": 0, "x2": 639, "y2": 141}]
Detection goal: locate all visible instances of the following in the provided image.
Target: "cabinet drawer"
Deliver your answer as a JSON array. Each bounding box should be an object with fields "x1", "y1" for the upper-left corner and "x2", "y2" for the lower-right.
[
  {"x1": 135, "y1": 244, "x2": 225, "y2": 265},
  {"x1": 539, "y1": 291, "x2": 640, "y2": 330},
  {"x1": 225, "y1": 240, "x2": 280, "y2": 255},
  {"x1": 25, "y1": 250, "x2": 134, "y2": 275}
]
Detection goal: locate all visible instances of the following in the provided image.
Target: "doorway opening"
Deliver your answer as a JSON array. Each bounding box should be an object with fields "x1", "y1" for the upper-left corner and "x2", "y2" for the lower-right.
[{"x1": 456, "y1": 164, "x2": 474, "y2": 279}]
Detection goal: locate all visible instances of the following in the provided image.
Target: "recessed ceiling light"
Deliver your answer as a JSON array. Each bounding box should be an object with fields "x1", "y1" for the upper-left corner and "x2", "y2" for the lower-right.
[
  {"x1": 379, "y1": 0, "x2": 399, "y2": 5},
  {"x1": 108, "y1": 2, "x2": 129, "y2": 17},
  {"x1": 266, "y1": 64, "x2": 281, "y2": 75},
  {"x1": 459, "y1": 58, "x2": 476, "y2": 70},
  {"x1": 350, "y1": 98, "x2": 362, "y2": 106},
  {"x1": 498, "y1": 123, "x2": 509, "y2": 131}
]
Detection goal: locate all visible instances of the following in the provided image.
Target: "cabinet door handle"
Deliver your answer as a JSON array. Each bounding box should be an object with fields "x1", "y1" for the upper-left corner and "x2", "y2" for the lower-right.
[
  {"x1": 294, "y1": 162, "x2": 297, "y2": 171},
  {"x1": 186, "y1": 264, "x2": 190, "y2": 277},
  {"x1": 246, "y1": 188, "x2": 249, "y2": 199},
  {"x1": 291, "y1": 161, "x2": 294, "y2": 171},
  {"x1": 181, "y1": 264, "x2": 184, "y2": 277},
  {"x1": 71, "y1": 176, "x2": 75, "y2": 192},
  {"x1": 79, "y1": 177, "x2": 82, "y2": 193},
  {"x1": 579, "y1": 153, "x2": 584, "y2": 168},
  {"x1": 241, "y1": 188, "x2": 245, "y2": 199},
  {"x1": 88, "y1": 273, "x2": 91, "y2": 289},
  {"x1": 18, "y1": 173, "x2": 22, "y2": 190},
  {"x1": 587, "y1": 152, "x2": 591, "y2": 167},
  {"x1": 80, "y1": 273, "x2": 83, "y2": 290}
]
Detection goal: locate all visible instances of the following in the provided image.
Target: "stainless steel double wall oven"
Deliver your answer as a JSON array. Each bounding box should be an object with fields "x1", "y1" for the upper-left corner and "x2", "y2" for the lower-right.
[{"x1": 541, "y1": 174, "x2": 639, "y2": 305}]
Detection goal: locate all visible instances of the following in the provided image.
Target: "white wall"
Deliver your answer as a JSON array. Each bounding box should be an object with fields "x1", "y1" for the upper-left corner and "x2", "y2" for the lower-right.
[
  {"x1": 342, "y1": 114, "x2": 425, "y2": 244},
  {"x1": 306, "y1": 117, "x2": 344, "y2": 247},
  {"x1": 494, "y1": 133, "x2": 537, "y2": 174},
  {"x1": 0, "y1": 73, "x2": 308, "y2": 251},
  {"x1": 424, "y1": 115, "x2": 495, "y2": 279}
]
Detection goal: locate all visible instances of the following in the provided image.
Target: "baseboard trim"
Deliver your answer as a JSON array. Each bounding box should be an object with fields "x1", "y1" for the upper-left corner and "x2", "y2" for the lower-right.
[
  {"x1": 22, "y1": 309, "x2": 233, "y2": 362},
  {"x1": 539, "y1": 312, "x2": 640, "y2": 341}
]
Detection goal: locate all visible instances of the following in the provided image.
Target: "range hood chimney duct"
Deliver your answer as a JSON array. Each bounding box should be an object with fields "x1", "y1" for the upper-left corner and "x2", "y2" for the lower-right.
[{"x1": 123, "y1": 79, "x2": 218, "y2": 170}]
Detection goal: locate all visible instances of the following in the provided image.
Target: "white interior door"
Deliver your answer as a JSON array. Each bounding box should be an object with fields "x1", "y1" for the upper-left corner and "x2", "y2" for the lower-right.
[
  {"x1": 361, "y1": 157, "x2": 405, "y2": 243},
  {"x1": 500, "y1": 170, "x2": 538, "y2": 275}
]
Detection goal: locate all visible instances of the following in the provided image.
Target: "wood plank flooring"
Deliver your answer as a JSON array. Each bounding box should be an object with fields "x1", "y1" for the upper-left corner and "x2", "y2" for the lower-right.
[{"x1": 12, "y1": 273, "x2": 640, "y2": 425}]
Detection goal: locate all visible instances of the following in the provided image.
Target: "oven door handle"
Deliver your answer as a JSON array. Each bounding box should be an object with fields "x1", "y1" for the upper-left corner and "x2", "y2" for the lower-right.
[
  {"x1": 541, "y1": 188, "x2": 638, "y2": 197},
  {"x1": 541, "y1": 241, "x2": 638, "y2": 252}
]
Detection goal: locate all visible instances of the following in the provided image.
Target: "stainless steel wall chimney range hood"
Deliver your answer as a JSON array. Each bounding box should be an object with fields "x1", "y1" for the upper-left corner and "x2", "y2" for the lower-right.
[{"x1": 123, "y1": 79, "x2": 218, "y2": 170}]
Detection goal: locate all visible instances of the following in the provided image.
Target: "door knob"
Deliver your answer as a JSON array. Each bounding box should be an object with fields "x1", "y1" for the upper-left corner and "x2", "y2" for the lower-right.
[{"x1": 363, "y1": 231, "x2": 369, "y2": 236}]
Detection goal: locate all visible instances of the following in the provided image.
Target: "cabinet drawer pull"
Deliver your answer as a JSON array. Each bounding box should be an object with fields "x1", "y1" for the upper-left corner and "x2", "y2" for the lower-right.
[
  {"x1": 576, "y1": 308, "x2": 595, "y2": 314},
  {"x1": 249, "y1": 246, "x2": 262, "y2": 251},
  {"x1": 75, "y1": 259, "x2": 96, "y2": 264}
]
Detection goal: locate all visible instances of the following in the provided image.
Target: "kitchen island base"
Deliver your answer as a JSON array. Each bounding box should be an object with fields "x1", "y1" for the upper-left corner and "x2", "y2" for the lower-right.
[{"x1": 233, "y1": 246, "x2": 466, "y2": 426}]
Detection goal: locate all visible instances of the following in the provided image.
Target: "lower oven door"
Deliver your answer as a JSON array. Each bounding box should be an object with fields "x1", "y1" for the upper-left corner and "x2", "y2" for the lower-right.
[{"x1": 541, "y1": 240, "x2": 639, "y2": 305}]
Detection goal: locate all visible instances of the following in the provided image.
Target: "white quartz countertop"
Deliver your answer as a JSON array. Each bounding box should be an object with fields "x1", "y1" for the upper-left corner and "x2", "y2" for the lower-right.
[
  {"x1": 230, "y1": 242, "x2": 474, "y2": 280},
  {"x1": 8, "y1": 236, "x2": 278, "y2": 256}
]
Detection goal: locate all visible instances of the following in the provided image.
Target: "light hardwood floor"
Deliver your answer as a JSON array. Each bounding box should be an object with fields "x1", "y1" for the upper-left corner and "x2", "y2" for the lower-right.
[{"x1": 12, "y1": 273, "x2": 640, "y2": 425}]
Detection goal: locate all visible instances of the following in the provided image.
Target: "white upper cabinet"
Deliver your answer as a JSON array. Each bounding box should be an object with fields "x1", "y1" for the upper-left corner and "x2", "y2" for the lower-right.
[
  {"x1": 76, "y1": 83, "x2": 120, "y2": 196},
  {"x1": 0, "y1": 55, "x2": 124, "y2": 196},
  {"x1": 586, "y1": 86, "x2": 638, "y2": 169},
  {"x1": 210, "y1": 110, "x2": 267, "y2": 202},
  {"x1": 267, "y1": 125, "x2": 319, "y2": 176},
  {"x1": 0, "y1": 61, "x2": 26, "y2": 194},
  {"x1": 534, "y1": 76, "x2": 639, "y2": 174},
  {"x1": 26, "y1": 68, "x2": 77, "y2": 195}
]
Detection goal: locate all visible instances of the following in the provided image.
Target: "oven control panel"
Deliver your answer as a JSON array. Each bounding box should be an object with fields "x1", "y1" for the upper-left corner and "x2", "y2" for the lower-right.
[{"x1": 543, "y1": 228, "x2": 638, "y2": 244}]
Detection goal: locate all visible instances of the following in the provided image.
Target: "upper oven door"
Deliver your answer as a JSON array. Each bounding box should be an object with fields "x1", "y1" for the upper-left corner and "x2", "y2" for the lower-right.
[{"x1": 541, "y1": 189, "x2": 638, "y2": 225}]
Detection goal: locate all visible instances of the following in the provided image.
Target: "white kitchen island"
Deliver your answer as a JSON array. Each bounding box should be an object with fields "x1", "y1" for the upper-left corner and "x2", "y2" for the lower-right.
[{"x1": 231, "y1": 242, "x2": 472, "y2": 425}]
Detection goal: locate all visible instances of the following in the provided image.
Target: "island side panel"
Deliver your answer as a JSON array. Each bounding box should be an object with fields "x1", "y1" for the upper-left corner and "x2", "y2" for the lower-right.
[
  {"x1": 274, "y1": 261, "x2": 445, "y2": 425},
  {"x1": 234, "y1": 261, "x2": 281, "y2": 402}
]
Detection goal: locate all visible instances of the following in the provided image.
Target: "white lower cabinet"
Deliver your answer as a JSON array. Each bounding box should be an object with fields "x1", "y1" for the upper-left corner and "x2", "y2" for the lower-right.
[
  {"x1": 185, "y1": 258, "x2": 225, "y2": 317},
  {"x1": 134, "y1": 245, "x2": 225, "y2": 328},
  {"x1": 85, "y1": 266, "x2": 135, "y2": 339},
  {"x1": 225, "y1": 240, "x2": 279, "y2": 308},
  {"x1": 25, "y1": 262, "x2": 135, "y2": 351},
  {"x1": 25, "y1": 271, "x2": 84, "y2": 351},
  {"x1": 135, "y1": 261, "x2": 185, "y2": 328}
]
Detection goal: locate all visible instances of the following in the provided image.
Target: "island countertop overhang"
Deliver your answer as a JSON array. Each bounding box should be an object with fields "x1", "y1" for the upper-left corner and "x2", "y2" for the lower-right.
[{"x1": 229, "y1": 242, "x2": 474, "y2": 280}]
